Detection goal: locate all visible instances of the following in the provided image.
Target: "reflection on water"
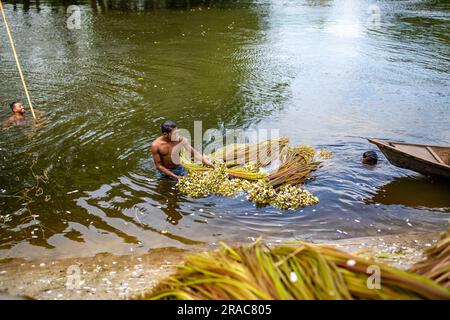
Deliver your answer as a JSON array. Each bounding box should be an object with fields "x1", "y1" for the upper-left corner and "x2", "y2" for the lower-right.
[
  {"x1": 6, "y1": 0, "x2": 245, "y2": 10},
  {"x1": 0, "y1": 0, "x2": 449, "y2": 259},
  {"x1": 369, "y1": 176, "x2": 450, "y2": 213}
]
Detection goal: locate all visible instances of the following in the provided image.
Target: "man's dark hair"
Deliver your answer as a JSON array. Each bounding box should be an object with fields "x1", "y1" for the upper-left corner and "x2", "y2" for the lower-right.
[
  {"x1": 161, "y1": 120, "x2": 177, "y2": 133},
  {"x1": 9, "y1": 101, "x2": 19, "y2": 111},
  {"x1": 362, "y1": 150, "x2": 378, "y2": 165}
]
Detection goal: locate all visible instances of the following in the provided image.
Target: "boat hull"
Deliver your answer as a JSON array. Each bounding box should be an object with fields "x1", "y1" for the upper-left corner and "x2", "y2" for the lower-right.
[{"x1": 368, "y1": 139, "x2": 450, "y2": 179}]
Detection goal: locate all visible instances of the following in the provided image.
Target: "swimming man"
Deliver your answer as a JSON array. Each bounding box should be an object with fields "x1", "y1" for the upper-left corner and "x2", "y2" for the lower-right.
[{"x1": 3, "y1": 101, "x2": 26, "y2": 127}]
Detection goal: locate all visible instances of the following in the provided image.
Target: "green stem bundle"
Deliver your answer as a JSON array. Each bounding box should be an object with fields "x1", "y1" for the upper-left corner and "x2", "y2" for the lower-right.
[{"x1": 137, "y1": 241, "x2": 450, "y2": 300}]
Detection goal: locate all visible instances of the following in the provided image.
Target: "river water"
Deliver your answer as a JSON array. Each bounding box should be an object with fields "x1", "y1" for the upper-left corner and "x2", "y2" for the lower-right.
[{"x1": 0, "y1": 0, "x2": 449, "y2": 260}]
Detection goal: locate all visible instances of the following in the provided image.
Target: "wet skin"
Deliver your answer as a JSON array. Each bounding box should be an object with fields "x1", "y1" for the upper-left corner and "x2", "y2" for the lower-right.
[
  {"x1": 3, "y1": 102, "x2": 26, "y2": 127},
  {"x1": 3, "y1": 103, "x2": 47, "y2": 129},
  {"x1": 151, "y1": 128, "x2": 214, "y2": 181}
]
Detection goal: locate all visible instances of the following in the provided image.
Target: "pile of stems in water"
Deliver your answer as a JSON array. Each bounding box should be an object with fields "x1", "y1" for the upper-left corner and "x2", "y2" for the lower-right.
[
  {"x1": 207, "y1": 137, "x2": 290, "y2": 168},
  {"x1": 178, "y1": 138, "x2": 330, "y2": 209}
]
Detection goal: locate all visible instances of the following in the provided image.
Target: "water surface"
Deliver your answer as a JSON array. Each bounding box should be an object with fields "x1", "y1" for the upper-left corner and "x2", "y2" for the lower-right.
[{"x1": 0, "y1": 0, "x2": 449, "y2": 259}]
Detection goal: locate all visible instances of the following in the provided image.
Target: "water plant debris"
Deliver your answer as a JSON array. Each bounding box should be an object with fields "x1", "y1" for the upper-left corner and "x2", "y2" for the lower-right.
[{"x1": 177, "y1": 137, "x2": 330, "y2": 210}]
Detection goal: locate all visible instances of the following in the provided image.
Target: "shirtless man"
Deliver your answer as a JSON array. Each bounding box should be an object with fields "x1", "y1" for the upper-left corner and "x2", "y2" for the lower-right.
[
  {"x1": 3, "y1": 101, "x2": 26, "y2": 126},
  {"x1": 3, "y1": 101, "x2": 47, "y2": 129},
  {"x1": 152, "y1": 120, "x2": 214, "y2": 181}
]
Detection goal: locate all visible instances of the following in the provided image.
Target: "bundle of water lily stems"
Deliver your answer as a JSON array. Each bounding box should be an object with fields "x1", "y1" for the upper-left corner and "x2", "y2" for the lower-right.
[
  {"x1": 410, "y1": 228, "x2": 450, "y2": 288},
  {"x1": 208, "y1": 137, "x2": 290, "y2": 168},
  {"x1": 178, "y1": 137, "x2": 331, "y2": 209},
  {"x1": 138, "y1": 241, "x2": 450, "y2": 300}
]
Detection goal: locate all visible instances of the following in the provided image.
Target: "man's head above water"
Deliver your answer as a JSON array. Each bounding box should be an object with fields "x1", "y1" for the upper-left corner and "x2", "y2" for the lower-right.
[
  {"x1": 362, "y1": 150, "x2": 378, "y2": 165},
  {"x1": 10, "y1": 101, "x2": 25, "y2": 114},
  {"x1": 161, "y1": 120, "x2": 179, "y2": 140}
]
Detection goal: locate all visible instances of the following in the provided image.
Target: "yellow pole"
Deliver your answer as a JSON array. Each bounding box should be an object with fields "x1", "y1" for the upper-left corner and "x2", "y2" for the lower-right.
[{"x1": 0, "y1": 0, "x2": 36, "y2": 119}]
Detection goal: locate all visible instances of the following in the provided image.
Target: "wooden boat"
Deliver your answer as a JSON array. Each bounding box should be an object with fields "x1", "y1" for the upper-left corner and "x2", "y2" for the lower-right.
[{"x1": 368, "y1": 138, "x2": 450, "y2": 179}]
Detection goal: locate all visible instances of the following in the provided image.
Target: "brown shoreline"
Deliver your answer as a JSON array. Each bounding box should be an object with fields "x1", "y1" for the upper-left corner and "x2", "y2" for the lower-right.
[{"x1": 0, "y1": 231, "x2": 441, "y2": 300}]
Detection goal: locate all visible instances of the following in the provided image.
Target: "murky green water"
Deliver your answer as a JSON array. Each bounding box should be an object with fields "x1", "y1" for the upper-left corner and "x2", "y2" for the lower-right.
[{"x1": 1, "y1": 0, "x2": 449, "y2": 260}]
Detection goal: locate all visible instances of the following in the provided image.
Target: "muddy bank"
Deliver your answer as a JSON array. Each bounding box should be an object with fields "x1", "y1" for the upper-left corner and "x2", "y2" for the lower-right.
[
  {"x1": 0, "y1": 232, "x2": 441, "y2": 300},
  {"x1": 0, "y1": 246, "x2": 205, "y2": 300}
]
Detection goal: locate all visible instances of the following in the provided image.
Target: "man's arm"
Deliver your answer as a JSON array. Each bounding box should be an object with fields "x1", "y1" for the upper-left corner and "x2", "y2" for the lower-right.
[
  {"x1": 151, "y1": 142, "x2": 181, "y2": 181},
  {"x1": 182, "y1": 138, "x2": 214, "y2": 168}
]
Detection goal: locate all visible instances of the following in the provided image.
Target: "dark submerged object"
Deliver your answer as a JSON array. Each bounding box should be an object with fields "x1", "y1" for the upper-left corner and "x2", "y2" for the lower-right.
[
  {"x1": 368, "y1": 138, "x2": 450, "y2": 179},
  {"x1": 362, "y1": 150, "x2": 378, "y2": 165}
]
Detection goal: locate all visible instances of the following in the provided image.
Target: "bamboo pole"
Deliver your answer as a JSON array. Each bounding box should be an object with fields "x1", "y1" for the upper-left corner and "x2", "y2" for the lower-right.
[{"x1": 0, "y1": 0, "x2": 36, "y2": 119}]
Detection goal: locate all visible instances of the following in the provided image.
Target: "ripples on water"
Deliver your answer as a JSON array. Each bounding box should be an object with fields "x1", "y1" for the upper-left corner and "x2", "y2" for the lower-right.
[{"x1": 0, "y1": 0, "x2": 449, "y2": 259}]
